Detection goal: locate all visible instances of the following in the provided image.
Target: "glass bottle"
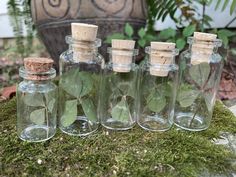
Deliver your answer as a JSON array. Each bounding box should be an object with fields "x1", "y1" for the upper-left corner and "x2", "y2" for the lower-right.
[
  {"x1": 174, "y1": 32, "x2": 223, "y2": 131},
  {"x1": 138, "y1": 42, "x2": 179, "y2": 131},
  {"x1": 99, "y1": 39, "x2": 139, "y2": 130},
  {"x1": 17, "y1": 58, "x2": 57, "y2": 142},
  {"x1": 59, "y1": 23, "x2": 104, "y2": 136}
]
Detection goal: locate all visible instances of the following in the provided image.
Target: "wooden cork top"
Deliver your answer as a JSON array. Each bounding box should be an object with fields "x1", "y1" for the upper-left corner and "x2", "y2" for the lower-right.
[
  {"x1": 71, "y1": 23, "x2": 98, "y2": 41},
  {"x1": 111, "y1": 39, "x2": 136, "y2": 72},
  {"x1": 150, "y1": 42, "x2": 176, "y2": 63},
  {"x1": 151, "y1": 42, "x2": 176, "y2": 51},
  {"x1": 194, "y1": 32, "x2": 217, "y2": 41},
  {"x1": 191, "y1": 32, "x2": 217, "y2": 65},
  {"x1": 71, "y1": 23, "x2": 98, "y2": 62},
  {"x1": 24, "y1": 57, "x2": 54, "y2": 73},
  {"x1": 112, "y1": 39, "x2": 135, "y2": 50},
  {"x1": 149, "y1": 42, "x2": 176, "y2": 77}
]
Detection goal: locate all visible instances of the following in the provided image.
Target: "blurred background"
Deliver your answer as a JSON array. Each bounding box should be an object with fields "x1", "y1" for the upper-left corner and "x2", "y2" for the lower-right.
[{"x1": 1, "y1": 0, "x2": 236, "y2": 106}]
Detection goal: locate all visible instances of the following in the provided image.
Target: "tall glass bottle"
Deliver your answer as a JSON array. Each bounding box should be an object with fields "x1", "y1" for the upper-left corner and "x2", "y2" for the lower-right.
[
  {"x1": 59, "y1": 23, "x2": 104, "y2": 136},
  {"x1": 17, "y1": 58, "x2": 57, "y2": 142},
  {"x1": 138, "y1": 42, "x2": 179, "y2": 131},
  {"x1": 174, "y1": 32, "x2": 223, "y2": 131},
  {"x1": 99, "y1": 39, "x2": 139, "y2": 130}
]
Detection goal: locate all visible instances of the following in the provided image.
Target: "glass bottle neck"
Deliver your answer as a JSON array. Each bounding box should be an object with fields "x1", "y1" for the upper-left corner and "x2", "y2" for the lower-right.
[
  {"x1": 22, "y1": 79, "x2": 52, "y2": 84},
  {"x1": 187, "y1": 37, "x2": 222, "y2": 64},
  {"x1": 187, "y1": 37, "x2": 222, "y2": 53},
  {"x1": 68, "y1": 43, "x2": 99, "y2": 53},
  {"x1": 107, "y1": 47, "x2": 138, "y2": 72},
  {"x1": 145, "y1": 46, "x2": 178, "y2": 65},
  {"x1": 19, "y1": 67, "x2": 56, "y2": 81},
  {"x1": 66, "y1": 36, "x2": 101, "y2": 63}
]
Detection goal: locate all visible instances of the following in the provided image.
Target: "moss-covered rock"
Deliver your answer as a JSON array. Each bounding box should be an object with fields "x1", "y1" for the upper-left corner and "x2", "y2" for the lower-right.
[{"x1": 1, "y1": 98, "x2": 236, "y2": 176}]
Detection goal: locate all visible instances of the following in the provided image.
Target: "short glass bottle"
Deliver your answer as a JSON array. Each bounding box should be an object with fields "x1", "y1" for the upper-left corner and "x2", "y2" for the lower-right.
[
  {"x1": 59, "y1": 36, "x2": 104, "y2": 136},
  {"x1": 17, "y1": 58, "x2": 57, "y2": 142},
  {"x1": 99, "y1": 40, "x2": 139, "y2": 130},
  {"x1": 174, "y1": 33, "x2": 223, "y2": 131},
  {"x1": 137, "y1": 43, "x2": 179, "y2": 131}
]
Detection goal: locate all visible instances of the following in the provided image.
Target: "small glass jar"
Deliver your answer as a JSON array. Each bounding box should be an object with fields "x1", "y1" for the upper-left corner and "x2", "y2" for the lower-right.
[
  {"x1": 59, "y1": 36, "x2": 104, "y2": 136},
  {"x1": 99, "y1": 40, "x2": 139, "y2": 130},
  {"x1": 137, "y1": 43, "x2": 179, "y2": 131},
  {"x1": 17, "y1": 58, "x2": 57, "y2": 142},
  {"x1": 174, "y1": 33, "x2": 223, "y2": 131}
]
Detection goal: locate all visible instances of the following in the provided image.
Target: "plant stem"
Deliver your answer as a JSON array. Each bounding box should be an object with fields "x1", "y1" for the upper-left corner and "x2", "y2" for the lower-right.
[
  {"x1": 43, "y1": 95, "x2": 49, "y2": 138},
  {"x1": 201, "y1": 1, "x2": 206, "y2": 32},
  {"x1": 225, "y1": 16, "x2": 236, "y2": 28},
  {"x1": 189, "y1": 107, "x2": 199, "y2": 128}
]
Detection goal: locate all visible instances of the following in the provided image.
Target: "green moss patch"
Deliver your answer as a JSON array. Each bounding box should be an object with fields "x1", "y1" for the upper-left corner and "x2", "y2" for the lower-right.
[{"x1": 1, "y1": 98, "x2": 236, "y2": 176}]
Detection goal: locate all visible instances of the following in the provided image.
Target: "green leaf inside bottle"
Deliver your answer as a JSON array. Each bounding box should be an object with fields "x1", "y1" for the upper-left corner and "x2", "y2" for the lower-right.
[
  {"x1": 60, "y1": 99, "x2": 77, "y2": 127},
  {"x1": 111, "y1": 96, "x2": 131, "y2": 123}
]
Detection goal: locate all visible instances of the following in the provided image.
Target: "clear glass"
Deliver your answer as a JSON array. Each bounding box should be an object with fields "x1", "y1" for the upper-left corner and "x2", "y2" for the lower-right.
[
  {"x1": 17, "y1": 68, "x2": 57, "y2": 142},
  {"x1": 99, "y1": 48, "x2": 139, "y2": 130},
  {"x1": 174, "y1": 37, "x2": 223, "y2": 131},
  {"x1": 59, "y1": 36, "x2": 104, "y2": 136},
  {"x1": 137, "y1": 47, "x2": 179, "y2": 131}
]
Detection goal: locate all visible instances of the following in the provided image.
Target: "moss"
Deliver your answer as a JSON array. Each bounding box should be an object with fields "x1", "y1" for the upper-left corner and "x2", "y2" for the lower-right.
[{"x1": 0, "y1": 98, "x2": 236, "y2": 176}]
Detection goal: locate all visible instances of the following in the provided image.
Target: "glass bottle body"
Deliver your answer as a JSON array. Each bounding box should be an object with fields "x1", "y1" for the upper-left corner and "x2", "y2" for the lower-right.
[
  {"x1": 17, "y1": 68, "x2": 57, "y2": 142},
  {"x1": 174, "y1": 38, "x2": 223, "y2": 131},
  {"x1": 138, "y1": 63, "x2": 178, "y2": 131},
  {"x1": 59, "y1": 36, "x2": 103, "y2": 136},
  {"x1": 99, "y1": 63, "x2": 139, "y2": 130}
]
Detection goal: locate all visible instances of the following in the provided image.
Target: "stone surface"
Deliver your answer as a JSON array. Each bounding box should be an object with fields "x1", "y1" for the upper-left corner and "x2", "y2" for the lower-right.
[
  {"x1": 1, "y1": 85, "x2": 16, "y2": 100},
  {"x1": 31, "y1": 0, "x2": 147, "y2": 70},
  {"x1": 229, "y1": 104, "x2": 236, "y2": 116}
]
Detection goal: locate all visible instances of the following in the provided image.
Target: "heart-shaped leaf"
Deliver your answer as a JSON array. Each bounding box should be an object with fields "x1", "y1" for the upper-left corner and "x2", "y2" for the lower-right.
[
  {"x1": 60, "y1": 69, "x2": 93, "y2": 98},
  {"x1": 117, "y1": 81, "x2": 135, "y2": 98},
  {"x1": 177, "y1": 89, "x2": 200, "y2": 108},
  {"x1": 158, "y1": 28, "x2": 176, "y2": 40},
  {"x1": 147, "y1": 89, "x2": 166, "y2": 113},
  {"x1": 48, "y1": 98, "x2": 56, "y2": 113},
  {"x1": 24, "y1": 93, "x2": 45, "y2": 107},
  {"x1": 189, "y1": 63, "x2": 210, "y2": 87},
  {"x1": 109, "y1": 73, "x2": 135, "y2": 99},
  {"x1": 204, "y1": 70, "x2": 216, "y2": 90},
  {"x1": 111, "y1": 97, "x2": 131, "y2": 122},
  {"x1": 30, "y1": 108, "x2": 45, "y2": 125},
  {"x1": 176, "y1": 38, "x2": 186, "y2": 50},
  {"x1": 156, "y1": 82, "x2": 173, "y2": 97},
  {"x1": 138, "y1": 28, "x2": 146, "y2": 38},
  {"x1": 138, "y1": 39, "x2": 146, "y2": 48},
  {"x1": 125, "y1": 23, "x2": 134, "y2": 37},
  {"x1": 183, "y1": 24, "x2": 196, "y2": 37},
  {"x1": 60, "y1": 99, "x2": 77, "y2": 127},
  {"x1": 80, "y1": 97, "x2": 97, "y2": 122},
  {"x1": 115, "y1": 72, "x2": 137, "y2": 98}
]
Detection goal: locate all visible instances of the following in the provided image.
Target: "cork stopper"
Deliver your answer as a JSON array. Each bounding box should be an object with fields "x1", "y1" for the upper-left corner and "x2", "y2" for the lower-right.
[
  {"x1": 24, "y1": 57, "x2": 53, "y2": 72},
  {"x1": 149, "y1": 42, "x2": 176, "y2": 77},
  {"x1": 111, "y1": 39, "x2": 136, "y2": 72},
  {"x1": 194, "y1": 32, "x2": 217, "y2": 41},
  {"x1": 191, "y1": 32, "x2": 217, "y2": 65},
  {"x1": 23, "y1": 57, "x2": 54, "y2": 81},
  {"x1": 71, "y1": 23, "x2": 98, "y2": 62}
]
